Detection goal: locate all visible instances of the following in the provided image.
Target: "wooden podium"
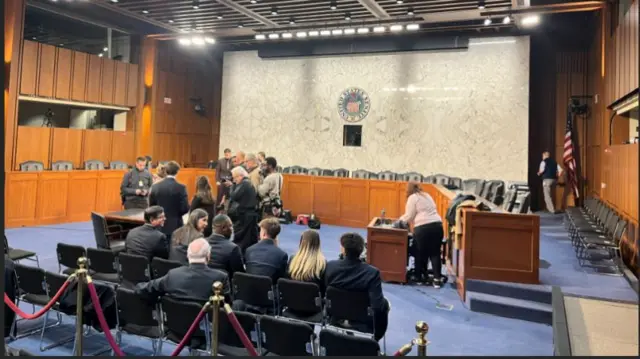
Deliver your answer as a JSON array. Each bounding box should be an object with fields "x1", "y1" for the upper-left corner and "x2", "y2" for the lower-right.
[{"x1": 366, "y1": 217, "x2": 408, "y2": 284}]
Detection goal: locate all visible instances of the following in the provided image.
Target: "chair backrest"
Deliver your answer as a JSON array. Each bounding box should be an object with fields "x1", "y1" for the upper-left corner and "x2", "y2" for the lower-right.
[
  {"x1": 117, "y1": 287, "x2": 160, "y2": 329},
  {"x1": 333, "y1": 168, "x2": 349, "y2": 178},
  {"x1": 45, "y1": 271, "x2": 68, "y2": 299},
  {"x1": 613, "y1": 219, "x2": 628, "y2": 241},
  {"x1": 151, "y1": 257, "x2": 182, "y2": 279},
  {"x1": 462, "y1": 178, "x2": 485, "y2": 196},
  {"x1": 87, "y1": 247, "x2": 118, "y2": 274},
  {"x1": 275, "y1": 165, "x2": 283, "y2": 173},
  {"x1": 282, "y1": 166, "x2": 292, "y2": 174},
  {"x1": 449, "y1": 177, "x2": 463, "y2": 189},
  {"x1": 4, "y1": 234, "x2": 10, "y2": 253},
  {"x1": 377, "y1": 171, "x2": 397, "y2": 181},
  {"x1": 400, "y1": 172, "x2": 423, "y2": 182},
  {"x1": 84, "y1": 159, "x2": 105, "y2": 170},
  {"x1": 14, "y1": 263, "x2": 47, "y2": 296},
  {"x1": 290, "y1": 166, "x2": 308, "y2": 175},
  {"x1": 512, "y1": 192, "x2": 531, "y2": 214},
  {"x1": 118, "y1": 253, "x2": 151, "y2": 285},
  {"x1": 232, "y1": 272, "x2": 274, "y2": 308},
  {"x1": 501, "y1": 190, "x2": 517, "y2": 212},
  {"x1": 307, "y1": 167, "x2": 322, "y2": 176},
  {"x1": 90, "y1": 212, "x2": 110, "y2": 249},
  {"x1": 52, "y1": 160, "x2": 74, "y2": 171},
  {"x1": 260, "y1": 316, "x2": 315, "y2": 356},
  {"x1": 319, "y1": 329, "x2": 380, "y2": 356},
  {"x1": 352, "y1": 169, "x2": 370, "y2": 179},
  {"x1": 217, "y1": 308, "x2": 260, "y2": 349},
  {"x1": 208, "y1": 160, "x2": 218, "y2": 169},
  {"x1": 325, "y1": 286, "x2": 373, "y2": 324},
  {"x1": 56, "y1": 243, "x2": 87, "y2": 270},
  {"x1": 110, "y1": 161, "x2": 129, "y2": 170},
  {"x1": 19, "y1": 161, "x2": 44, "y2": 172},
  {"x1": 277, "y1": 278, "x2": 322, "y2": 314},
  {"x1": 320, "y1": 169, "x2": 335, "y2": 176},
  {"x1": 433, "y1": 174, "x2": 450, "y2": 186},
  {"x1": 161, "y1": 296, "x2": 207, "y2": 342}
]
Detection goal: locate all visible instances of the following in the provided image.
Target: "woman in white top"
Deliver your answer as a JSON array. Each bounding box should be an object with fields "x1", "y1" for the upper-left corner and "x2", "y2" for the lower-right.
[{"x1": 399, "y1": 182, "x2": 444, "y2": 288}]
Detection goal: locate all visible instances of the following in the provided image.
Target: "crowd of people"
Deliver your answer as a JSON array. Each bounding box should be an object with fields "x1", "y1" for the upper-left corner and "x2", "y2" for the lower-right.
[{"x1": 111, "y1": 150, "x2": 447, "y2": 343}]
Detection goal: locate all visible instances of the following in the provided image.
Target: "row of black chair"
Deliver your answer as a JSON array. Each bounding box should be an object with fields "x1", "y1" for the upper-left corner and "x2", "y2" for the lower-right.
[
  {"x1": 4, "y1": 235, "x2": 39, "y2": 267},
  {"x1": 19, "y1": 160, "x2": 129, "y2": 172},
  {"x1": 564, "y1": 197, "x2": 628, "y2": 274}
]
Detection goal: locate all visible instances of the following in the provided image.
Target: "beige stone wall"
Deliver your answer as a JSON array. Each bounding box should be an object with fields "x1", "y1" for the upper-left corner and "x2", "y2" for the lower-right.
[{"x1": 220, "y1": 36, "x2": 530, "y2": 181}]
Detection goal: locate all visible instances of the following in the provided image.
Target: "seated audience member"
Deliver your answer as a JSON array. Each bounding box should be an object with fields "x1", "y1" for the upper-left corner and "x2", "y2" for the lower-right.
[
  {"x1": 288, "y1": 230, "x2": 326, "y2": 294},
  {"x1": 244, "y1": 218, "x2": 288, "y2": 282},
  {"x1": 208, "y1": 214, "x2": 245, "y2": 279},
  {"x1": 190, "y1": 176, "x2": 216, "y2": 237},
  {"x1": 149, "y1": 161, "x2": 190, "y2": 239},
  {"x1": 325, "y1": 232, "x2": 390, "y2": 341},
  {"x1": 169, "y1": 209, "x2": 208, "y2": 265},
  {"x1": 258, "y1": 157, "x2": 283, "y2": 218},
  {"x1": 136, "y1": 238, "x2": 230, "y2": 303},
  {"x1": 226, "y1": 166, "x2": 259, "y2": 252},
  {"x1": 245, "y1": 153, "x2": 263, "y2": 192},
  {"x1": 125, "y1": 206, "x2": 169, "y2": 261}
]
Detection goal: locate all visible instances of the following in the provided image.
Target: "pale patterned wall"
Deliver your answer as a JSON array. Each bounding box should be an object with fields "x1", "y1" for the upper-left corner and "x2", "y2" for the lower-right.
[{"x1": 220, "y1": 36, "x2": 530, "y2": 181}]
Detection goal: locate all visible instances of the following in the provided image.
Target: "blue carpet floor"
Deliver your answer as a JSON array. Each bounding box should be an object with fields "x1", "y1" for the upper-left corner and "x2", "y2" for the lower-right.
[{"x1": 5, "y1": 213, "x2": 637, "y2": 356}]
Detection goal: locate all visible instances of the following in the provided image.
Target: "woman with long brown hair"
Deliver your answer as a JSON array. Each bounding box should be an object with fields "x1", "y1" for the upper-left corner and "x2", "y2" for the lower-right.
[
  {"x1": 169, "y1": 208, "x2": 208, "y2": 265},
  {"x1": 400, "y1": 182, "x2": 444, "y2": 288},
  {"x1": 190, "y1": 176, "x2": 216, "y2": 237},
  {"x1": 288, "y1": 230, "x2": 327, "y2": 294}
]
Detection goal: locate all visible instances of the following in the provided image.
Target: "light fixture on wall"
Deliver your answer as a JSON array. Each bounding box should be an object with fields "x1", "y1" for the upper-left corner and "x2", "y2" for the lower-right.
[
  {"x1": 406, "y1": 24, "x2": 419, "y2": 31},
  {"x1": 177, "y1": 35, "x2": 215, "y2": 46},
  {"x1": 521, "y1": 14, "x2": 540, "y2": 27},
  {"x1": 344, "y1": 12, "x2": 351, "y2": 20},
  {"x1": 255, "y1": 34, "x2": 266, "y2": 40},
  {"x1": 289, "y1": 18, "x2": 296, "y2": 24},
  {"x1": 330, "y1": 1, "x2": 337, "y2": 10},
  {"x1": 373, "y1": 26, "x2": 386, "y2": 33},
  {"x1": 192, "y1": 0, "x2": 200, "y2": 9},
  {"x1": 390, "y1": 24, "x2": 403, "y2": 32},
  {"x1": 478, "y1": 1, "x2": 486, "y2": 9},
  {"x1": 296, "y1": 31, "x2": 308, "y2": 38},
  {"x1": 357, "y1": 27, "x2": 369, "y2": 34},
  {"x1": 407, "y1": 7, "x2": 414, "y2": 16},
  {"x1": 271, "y1": 7, "x2": 278, "y2": 15},
  {"x1": 502, "y1": 16, "x2": 511, "y2": 24},
  {"x1": 484, "y1": 18, "x2": 492, "y2": 26}
]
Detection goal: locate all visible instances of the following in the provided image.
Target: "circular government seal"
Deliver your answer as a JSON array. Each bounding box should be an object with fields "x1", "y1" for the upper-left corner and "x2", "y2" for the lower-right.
[{"x1": 338, "y1": 87, "x2": 371, "y2": 122}]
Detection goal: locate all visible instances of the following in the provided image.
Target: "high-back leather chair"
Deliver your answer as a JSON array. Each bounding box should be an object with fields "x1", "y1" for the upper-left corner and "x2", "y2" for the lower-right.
[
  {"x1": 433, "y1": 174, "x2": 450, "y2": 186},
  {"x1": 109, "y1": 161, "x2": 128, "y2": 170},
  {"x1": 512, "y1": 192, "x2": 531, "y2": 214},
  {"x1": 422, "y1": 175, "x2": 435, "y2": 184},
  {"x1": 501, "y1": 190, "x2": 517, "y2": 212},
  {"x1": 275, "y1": 165, "x2": 283, "y2": 173},
  {"x1": 351, "y1": 169, "x2": 370, "y2": 179},
  {"x1": 52, "y1": 161, "x2": 73, "y2": 171},
  {"x1": 321, "y1": 169, "x2": 335, "y2": 176},
  {"x1": 449, "y1": 177, "x2": 463, "y2": 189},
  {"x1": 377, "y1": 171, "x2": 397, "y2": 181},
  {"x1": 85, "y1": 160, "x2": 105, "y2": 170},
  {"x1": 289, "y1": 166, "x2": 308, "y2": 175},
  {"x1": 462, "y1": 179, "x2": 485, "y2": 196},
  {"x1": 307, "y1": 167, "x2": 322, "y2": 176},
  {"x1": 333, "y1": 168, "x2": 349, "y2": 178},
  {"x1": 400, "y1": 172, "x2": 423, "y2": 182},
  {"x1": 484, "y1": 180, "x2": 505, "y2": 201},
  {"x1": 19, "y1": 161, "x2": 44, "y2": 172},
  {"x1": 208, "y1": 160, "x2": 218, "y2": 169}
]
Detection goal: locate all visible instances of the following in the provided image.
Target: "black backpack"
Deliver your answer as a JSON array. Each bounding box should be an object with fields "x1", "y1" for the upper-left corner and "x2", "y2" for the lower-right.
[
  {"x1": 308, "y1": 213, "x2": 321, "y2": 230},
  {"x1": 445, "y1": 194, "x2": 476, "y2": 227}
]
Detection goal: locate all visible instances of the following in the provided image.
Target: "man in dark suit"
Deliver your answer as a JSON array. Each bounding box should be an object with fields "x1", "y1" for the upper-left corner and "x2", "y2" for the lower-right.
[
  {"x1": 124, "y1": 206, "x2": 169, "y2": 261},
  {"x1": 135, "y1": 238, "x2": 230, "y2": 303},
  {"x1": 149, "y1": 161, "x2": 189, "y2": 239},
  {"x1": 244, "y1": 218, "x2": 288, "y2": 282},
  {"x1": 215, "y1": 148, "x2": 234, "y2": 206},
  {"x1": 227, "y1": 166, "x2": 259, "y2": 252},
  {"x1": 208, "y1": 214, "x2": 245, "y2": 279},
  {"x1": 325, "y1": 232, "x2": 390, "y2": 341}
]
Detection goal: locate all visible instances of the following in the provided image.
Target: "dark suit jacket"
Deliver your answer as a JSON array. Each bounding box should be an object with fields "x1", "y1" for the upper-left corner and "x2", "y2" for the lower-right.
[
  {"x1": 324, "y1": 258, "x2": 387, "y2": 312},
  {"x1": 215, "y1": 158, "x2": 233, "y2": 182},
  {"x1": 229, "y1": 178, "x2": 258, "y2": 213},
  {"x1": 149, "y1": 177, "x2": 189, "y2": 238},
  {"x1": 125, "y1": 224, "x2": 169, "y2": 261},
  {"x1": 207, "y1": 233, "x2": 245, "y2": 279},
  {"x1": 244, "y1": 239, "x2": 288, "y2": 282},
  {"x1": 135, "y1": 263, "x2": 230, "y2": 303}
]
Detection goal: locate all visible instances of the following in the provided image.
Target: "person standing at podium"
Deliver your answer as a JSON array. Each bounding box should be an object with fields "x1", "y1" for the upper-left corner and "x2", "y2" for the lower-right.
[{"x1": 400, "y1": 182, "x2": 444, "y2": 288}]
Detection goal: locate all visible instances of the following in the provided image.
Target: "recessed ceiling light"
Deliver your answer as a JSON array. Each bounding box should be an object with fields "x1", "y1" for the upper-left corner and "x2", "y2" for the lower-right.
[
  {"x1": 103, "y1": 47, "x2": 108, "y2": 51},
  {"x1": 296, "y1": 31, "x2": 307, "y2": 38},
  {"x1": 406, "y1": 24, "x2": 420, "y2": 31},
  {"x1": 250, "y1": 0, "x2": 258, "y2": 3},
  {"x1": 110, "y1": 0, "x2": 118, "y2": 3},
  {"x1": 330, "y1": 1, "x2": 337, "y2": 10},
  {"x1": 204, "y1": 37, "x2": 215, "y2": 44},
  {"x1": 32, "y1": 36, "x2": 37, "y2": 39},
  {"x1": 192, "y1": 36, "x2": 205, "y2": 46},
  {"x1": 320, "y1": 30, "x2": 331, "y2": 36},
  {"x1": 59, "y1": 43, "x2": 64, "y2": 46},
  {"x1": 308, "y1": 30, "x2": 320, "y2": 37},
  {"x1": 168, "y1": 19, "x2": 174, "y2": 23},
  {"x1": 344, "y1": 28, "x2": 356, "y2": 35},
  {"x1": 521, "y1": 14, "x2": 540, "y2": 27},
  {"x1": 357, "y1": 28, "x2": 369, "y2": 34},
  {"x1": 282, "y1": 33, "x2": 293, "y2": 39},
  {"x1": 478, "y1": 1, "x2": 486, "y2": 10},
  {"x1": 192, "y1": 1, "x2": 200, "y2": 9},
  {"x1": 98, "y1": 53, "x2": 104, "y2": 57},
  {"x1": 332, "y1": 29, "x2": 343, "y2": 36},
  {"x1": 502, "y1": 16, "x2": 511, "y2": 24},
  {"x1": 484, "y1": 18, "x2": 492, "y2": 26},
  {"x1": 178, "y1": 38, "x2": 192, "y2": 46},
  {"x1": 142, "y1": 10, "x2": 149, "y2": 14},
  {"x1": 289, "y1": 18, "x2": 295, "y2": 24},
  {"x1": 217, "y1": 15, "x2": 223, "y2": 19},
  {"x1": 268, "y1": 33, "x2": 279, "y2": 39},
  {"x1": 397, "y1": 0, "x2": 404, "y2": 4},
  {"x1": 255, "y1": 34, "x2": 266, "y2": 40},
  {"x1": 345, "y1": 13, "x2": 351, "y2": 20},
  {"x1": 373, "y1": 26, "x2": 385, "y2": 33},
  {"x1": 407, "y1": 7, "x2": 414, "y2": 15},
  {"x1": 271, "y1": 7, "x2": 278, "y2": 15},
  {"x1": 390, "y1": 24, "x2": 403, "y2": 32},
  {"x1": 238, "y1": 24, "x2": 244, "y2": 28}
]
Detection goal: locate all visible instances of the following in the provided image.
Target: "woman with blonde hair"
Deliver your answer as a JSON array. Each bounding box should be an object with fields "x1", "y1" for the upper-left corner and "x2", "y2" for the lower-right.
[
  {"x1": 153, "y1": 163, "x2": 167, "y2": 184},
  {"x1": 399, "y1": 181, "x2": 444, "y2": 288},
  {"x1": 288, "y1": 230, "x2": 327, "y2": 294},
  {"x1": 190, "y1": 176, "x2": 216, "y2": 237},
  {"x1": 169, "y1": 208, "x2": 208, "y2": 265}
]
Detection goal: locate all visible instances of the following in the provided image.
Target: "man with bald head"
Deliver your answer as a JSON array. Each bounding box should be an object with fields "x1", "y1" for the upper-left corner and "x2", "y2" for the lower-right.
[
  {"x1": 135, "y1": 238, "x2": 230, "y2": 302},
  {"x1": 208, "y1": 214, "x2": 245, "y2": 279}
]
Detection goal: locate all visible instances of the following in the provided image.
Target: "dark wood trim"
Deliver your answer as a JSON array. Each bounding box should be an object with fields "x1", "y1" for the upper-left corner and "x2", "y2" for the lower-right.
[{"x1": 551, "y1": 286, "x2": 572, "y2": 356}]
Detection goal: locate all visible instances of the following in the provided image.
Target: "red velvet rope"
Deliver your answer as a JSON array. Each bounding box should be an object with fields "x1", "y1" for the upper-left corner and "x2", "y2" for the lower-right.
[
  {"x1": 87, "y1": 281, "x2": 126, "y2": 357},
  {"x1": 4, "y1": 278, "x2": 72, "y2": 320},
  {"x1": 223, "y1": 305, "x2": 259, "y2": 356},
  {"x1": 169, "y1": 304, "x2": 208, "y2": 356}
]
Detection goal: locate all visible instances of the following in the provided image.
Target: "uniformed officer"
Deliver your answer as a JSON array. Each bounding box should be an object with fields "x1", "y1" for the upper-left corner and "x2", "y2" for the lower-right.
[{"x1": 120, "y1": 156, "x2": 153, "y2": 209}]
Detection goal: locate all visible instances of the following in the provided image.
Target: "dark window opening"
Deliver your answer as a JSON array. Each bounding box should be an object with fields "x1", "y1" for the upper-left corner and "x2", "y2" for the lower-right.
[{"x1": 343, "y1": 125, "x2": 362, "y2": 147}]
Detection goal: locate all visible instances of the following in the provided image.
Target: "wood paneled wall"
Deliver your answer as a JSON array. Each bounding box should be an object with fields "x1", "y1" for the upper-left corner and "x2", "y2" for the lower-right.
[
  {"x1": 606, "y1": 0, "x2": 639, "y2": 105},
  {"x1": 13, "y1": 126, "x2": 135, "y2": 170},
  {"x1": 20, "y1": 40, "x2": 138, "y2": 107}
]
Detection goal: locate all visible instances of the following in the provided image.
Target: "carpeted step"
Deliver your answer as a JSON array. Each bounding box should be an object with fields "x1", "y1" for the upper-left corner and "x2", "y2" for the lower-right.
[
  {"x1": 466, "y1": 279, "x2": 552, "y2": 304},
  {"x1": 467, "y1": 292, "x2": 553, "y2": 325}
]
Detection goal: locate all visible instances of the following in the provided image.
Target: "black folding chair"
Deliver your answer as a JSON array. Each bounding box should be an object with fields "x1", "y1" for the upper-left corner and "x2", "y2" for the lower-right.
[
  {"x1": 260, "y1": 315, "x2": 316, "y2": 356},
  {"x1": 232, "y1": 272, "x2": 277, "y2": 314},
  {"x1": 87, "y1": 248, "x2": 120, "y2": 284},
  {"x1": 40, "y1": 272, "x2": 75, "y2": 352},
  {"x1": 5, "y1": 235, "x2": 39, "y2": 267},
  {"x1": 217, "y1": 309, "x2": 265, "y2": 356},
  {"x1": 115, "y1": 287, "x2": 164, "y2": 355},
  {"x1": 161, "y1": 297, "x2": 210, "y2": 355},
  {"x1": 56, "y1": 243, "x2": 86, "y2": 275},
  {"x1": 151, "y1": 257, "x2": 182, "y2": 279},
  {"x1": 277, "y1": 278, "x2": 323, "y2": 324},
  {"x1": 118, "y1": 253, "x2": 151, "y2": 289},
  {"x1": 319, "y1": 328, "x2": 380, "y2": 356}
]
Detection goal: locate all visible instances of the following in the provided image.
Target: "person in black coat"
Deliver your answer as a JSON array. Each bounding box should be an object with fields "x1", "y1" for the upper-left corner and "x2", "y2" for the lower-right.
[
  {"x1": 135, "y1": 238, "x2": 230, "y2": 303},
  {"x1": 4, "y1": 256, "x2": 16, "y2": 339},
  {"x1": 244, "y1": 218, "x2": 288, "y2": 282},
  {"x1": 225, "y1": 166, "x2": 259, "y2": 253},
  {"x1": 124, "y1": 206, "x2": 169, "y2": 261},
  {"x1": 325, "y1": 232, "x2": 390, "y2": 341},
  {"x1": 149, "y1": 161, "x2": 189, "y2": 239},
  {"x1": 190, "y1": 176, "x2": 216, "y2": 237},
  {"x1": 207, "y1": 214, "x2": 245, "y2": 279},
  {"x1": 169, "y1": 209, "x2": 208, "y2": 265}
]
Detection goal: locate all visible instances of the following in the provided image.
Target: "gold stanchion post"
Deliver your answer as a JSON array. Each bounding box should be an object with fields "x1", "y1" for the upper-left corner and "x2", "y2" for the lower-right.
[
  {"x1": 414, "y1": 321, "x2": 429, "y2": 356},
  {"x1": 75, "y1": 257, "x2": 88, "y2": 356},
  {"x1": 210, "y1": 281, "x2": 224, "y2": 356}
]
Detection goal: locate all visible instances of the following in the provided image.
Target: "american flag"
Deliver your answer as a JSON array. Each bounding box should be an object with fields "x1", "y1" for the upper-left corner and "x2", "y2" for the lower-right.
[{"x1": 564, "y1": 109, "x2": 579, "y2": 199}]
